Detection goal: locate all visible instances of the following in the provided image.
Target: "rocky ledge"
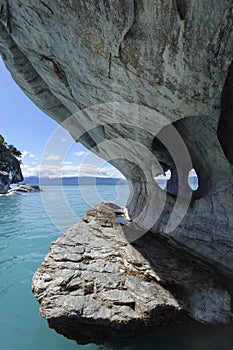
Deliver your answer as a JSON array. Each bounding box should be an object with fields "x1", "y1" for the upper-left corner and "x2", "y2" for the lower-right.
[
  {"x1": 8, "y1": 184, "x2": 41, "y2": 195},
  {"x1": 32, "y1": 203, "x2": 232, "y2": 345}
]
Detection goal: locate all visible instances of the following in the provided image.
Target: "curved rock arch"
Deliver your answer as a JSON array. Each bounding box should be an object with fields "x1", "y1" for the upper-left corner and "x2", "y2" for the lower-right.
[
  {"x1": 2, "y1": 1, "x2": 233, "y2": 341},
  {"x1": 1, "y1": 0, "x2": 233, "y2": 271}
]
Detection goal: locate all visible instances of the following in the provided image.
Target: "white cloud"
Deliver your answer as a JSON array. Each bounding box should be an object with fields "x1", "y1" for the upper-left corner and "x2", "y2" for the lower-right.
[
  {"x1": 21, "y1": 150, "x2": 38, "y2": 160},
  {"x1": 165, "y1": 170, "x2": 171, "y2": 179},
  {"x1": 21, "y1": 151, "x2": 29, "y2": 159},
  {"x1": 29, "y1": 153, "x2": 36, "y2": 158},
  {"x1": 189, "y1": 168, "x2": 197, "y2": 177},
  {"x1": 21, "y1": 148, "x2": 124, "y2": 179},
  {"x1": 22, "y1": 164, "x2": 62, "y2": 178},
  {"x1": 21, "y1": 162, "x2": 125, "y2": 179},
  {"x1": 21, "y1": 164, "x2": 40, "y2": 177},
  {"x1": 74, "y1": 151, "x2": 88, "y2": 157},
  {"x1": 61, "y1": 137, "x2": 67, "y2": 142},
  {"x1": 78, "y1": 163, "x2": 124, "y2": 178},
  {"x1": 44, "y1": 153, "x2": 61, "y2": 161}
]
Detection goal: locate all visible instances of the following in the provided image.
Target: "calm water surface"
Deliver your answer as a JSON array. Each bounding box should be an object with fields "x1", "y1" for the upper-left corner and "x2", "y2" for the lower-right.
[
  {"x1": 1, "y1": 185, "x2": 233, "y2": 350},
  {"x1": 0, "y1": 185, "x2": 129, "y2": 350}
]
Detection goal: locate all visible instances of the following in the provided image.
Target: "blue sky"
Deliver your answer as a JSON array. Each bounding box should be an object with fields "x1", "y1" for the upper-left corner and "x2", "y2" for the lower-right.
[{"x1": 0, "y1": 57, "x2": 123, "y2": 179}]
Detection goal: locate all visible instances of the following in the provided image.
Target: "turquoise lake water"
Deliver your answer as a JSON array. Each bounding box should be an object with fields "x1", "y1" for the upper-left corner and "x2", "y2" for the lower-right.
[{"x1": 1, "y1": 184, "x2": 233, "y2": 350}]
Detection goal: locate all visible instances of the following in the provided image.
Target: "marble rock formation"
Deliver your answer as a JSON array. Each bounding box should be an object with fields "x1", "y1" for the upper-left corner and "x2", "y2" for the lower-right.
[
  {"x1": 1, "y1": 0, "x2": 233, "y2": 342},
  {"x1": 32, "y1": 203, "x2": 231, "y2": 344}
]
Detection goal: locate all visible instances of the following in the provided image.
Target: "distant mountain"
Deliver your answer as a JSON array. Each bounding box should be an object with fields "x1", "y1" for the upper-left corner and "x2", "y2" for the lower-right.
[{"x1": 23, "y1": 176, "x2": 127, "y2": 186}]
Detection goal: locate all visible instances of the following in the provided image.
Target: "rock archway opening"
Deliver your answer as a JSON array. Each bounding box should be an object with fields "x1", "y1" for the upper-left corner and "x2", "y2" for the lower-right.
[
  {"x1": 153, "y1": 166, "x2": 199, "y2": 193},
  {"x1": 154, "y1": 169, "x2": 171, "y2": 190},
  {"x1": 188, "y1": 168, "x2": 199, "y2": 191}
]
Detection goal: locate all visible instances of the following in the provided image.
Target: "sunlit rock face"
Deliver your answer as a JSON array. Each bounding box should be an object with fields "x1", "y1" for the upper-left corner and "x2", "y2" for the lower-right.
[{"x1": 1, "y1": 0, "x2": 233, "y2": 333}]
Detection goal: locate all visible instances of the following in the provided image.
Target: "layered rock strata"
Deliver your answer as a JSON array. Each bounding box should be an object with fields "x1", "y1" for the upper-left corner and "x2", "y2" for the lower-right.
[{"x1": 32, "y1": 203, "x2": 232, "y2": 345}]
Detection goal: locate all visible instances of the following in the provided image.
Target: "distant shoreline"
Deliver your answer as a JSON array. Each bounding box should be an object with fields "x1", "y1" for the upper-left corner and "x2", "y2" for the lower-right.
[
  {"x1": 23, "y1": 176, "x2": 127, "y2": 186},
  {"x1": 38, "y1": 183, "x2": 128, "y2": 186}
]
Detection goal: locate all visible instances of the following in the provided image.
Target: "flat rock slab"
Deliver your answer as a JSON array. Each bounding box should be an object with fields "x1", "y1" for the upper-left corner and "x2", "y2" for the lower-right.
[{"x1": 32, "y1": 203, "x2": 232, "y2": 345}]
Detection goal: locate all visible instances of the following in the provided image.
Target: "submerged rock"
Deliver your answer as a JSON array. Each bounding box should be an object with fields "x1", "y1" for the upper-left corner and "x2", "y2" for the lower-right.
[
  {"x1": 32, "y1": 203, "x2": 232, "y2": 345},
  {"x1": 8, "y1": 184, "x2": 41, "y2": 195}
]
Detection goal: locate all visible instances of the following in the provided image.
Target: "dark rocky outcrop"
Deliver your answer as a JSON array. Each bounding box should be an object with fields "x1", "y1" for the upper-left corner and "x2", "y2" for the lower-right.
[
  {"x1": 0, "y1": 137, "x2": 23, "y2": 193},
  {"x1": 2, "y1": 0, "x2": 233, "y2": 343},
  {"x1": 0, "y1": 170, "x2": 10, "y2": 194}
]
